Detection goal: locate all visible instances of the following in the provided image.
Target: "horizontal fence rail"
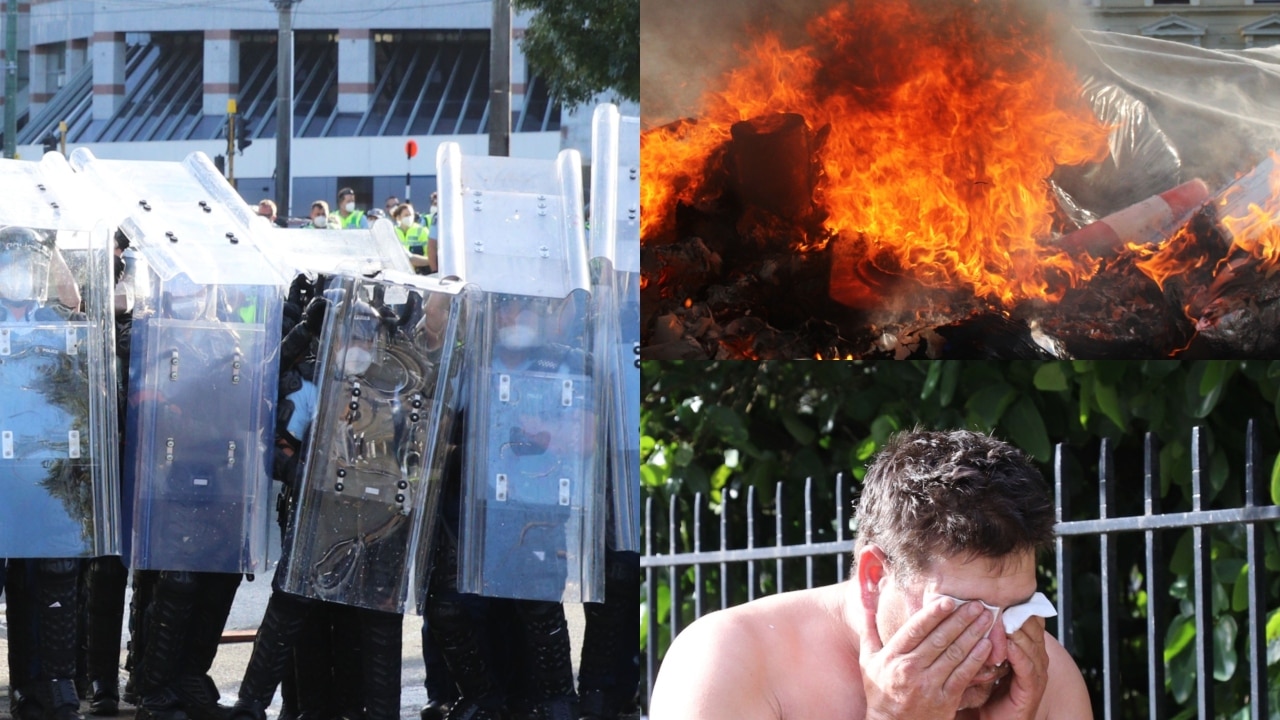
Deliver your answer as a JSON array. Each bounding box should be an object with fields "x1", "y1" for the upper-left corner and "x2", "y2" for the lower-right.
[{"x1": 642, "y1": 422, "x2": 1277, "y2": 719}]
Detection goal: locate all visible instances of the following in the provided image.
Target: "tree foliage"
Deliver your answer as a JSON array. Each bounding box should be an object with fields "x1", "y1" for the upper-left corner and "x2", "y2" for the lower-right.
[
  {"x1": 512, "y1": 0, "x2": 639, "y2": 107},
  {"x1": 642, "y1": 360, "x2": 1280, "y2": 719}
]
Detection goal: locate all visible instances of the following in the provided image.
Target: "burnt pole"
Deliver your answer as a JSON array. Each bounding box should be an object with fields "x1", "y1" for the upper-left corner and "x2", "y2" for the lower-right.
[
  {"x1": 488, "y1": 0, "x2": 510, "y2": 157},
  {"x1": 274, "y1": 0, "x2": 297, "y2": 217}
]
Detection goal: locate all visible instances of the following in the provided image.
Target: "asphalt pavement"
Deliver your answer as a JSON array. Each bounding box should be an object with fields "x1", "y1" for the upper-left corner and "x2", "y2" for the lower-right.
[{"x1": 0, "y1": 522, "x2": 586, "y2": 719}]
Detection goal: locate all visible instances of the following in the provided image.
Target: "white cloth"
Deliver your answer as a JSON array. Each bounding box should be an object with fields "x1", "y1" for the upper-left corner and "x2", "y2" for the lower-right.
[{"x1": 924, "y1": 591, "x2": 1058, "y2": 635}]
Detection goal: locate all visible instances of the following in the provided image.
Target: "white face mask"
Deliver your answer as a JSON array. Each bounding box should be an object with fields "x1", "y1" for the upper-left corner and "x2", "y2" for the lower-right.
[
  {"x1": 398, "y1": 217, "x2": 413, "y2": 229},
  {"x1": 312, "y1": 216, "x2": 327, "y2": 227},
  {"x1": 497, "y1": 324, "x2": 540, "y2": 350},
  {"x1": 430, "y1": 205, "x2": 438, "y2": 215},
  {"x1": 0, "y1": 268, "x2": 40, "y2": 302},
  {"x1": 343, "y1": 202, "x2": 356, "y2": 214},
  {"x1": 342, "y1": 346, "x2": 374, "y2": 375}
]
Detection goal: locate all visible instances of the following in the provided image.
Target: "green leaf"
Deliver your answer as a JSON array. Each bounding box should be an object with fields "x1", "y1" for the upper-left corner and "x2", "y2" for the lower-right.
[
  {"x1": 1213, "y1": 614, "x2": 1238, "y2": 681},
  {"x1": 1191, "y1": 361, "x2": 1229, "y2": 418},
  {"x1": 781, "y1": 411, "x2": 816, "y2": 445},
  {"x1": 1094, "y1": 381, "x2": 1125, "y2": 430},
  {"x1": 1167, "y1": 632, "x2": 1196, "y2": 705},
  {"x1": 854, "y1": 436, "x2": 878, "y2": 463},
  {"x1": 1033, "y1": 362, "x2": 1069, "y2": 392},
  {"x1": 641, "y1": 463, "x2": 666, "y2": 488},
  {"x1": 1164, "y1": 614, "x2": 1196, "y2": 663},
  {"x1": 965, "y1": 381, "x2": 1016, "y2": 429},
  {"x1": 1002, "y1": 395, "x2": 1051, "y2": 462},
  {"x1": 1266, "y1": 608, "x2": 1280, "y2": 665},
  {"x1": 921, "y1": 362, "x2": 943, "y2": 400},
  {"x1": 1272, "y1": 453, "x2": 1280, "y2": 506},
  {"x1": 940, "y1": 361, "x2": 960, "y2": 407},
  {"x1": 1232, "y1": 563, "x2": 1250, "y2": 613}
]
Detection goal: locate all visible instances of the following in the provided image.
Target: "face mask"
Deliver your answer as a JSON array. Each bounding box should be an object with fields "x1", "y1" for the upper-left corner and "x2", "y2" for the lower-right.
[
  {"x1": 343, "y1": 202, "x2": 356, "y2": 214},
  {"x1": 0, "y1": 268, "x2": 39, "y2": 302},
  {"x1": 398, "y1": 217, "x2": 413, "y2": 229},
  {"x1": 342, "y1": 346, "x2": 374, "y2": 375},
  {"x1": 313, "y1": 216, "x2": 327, "y2": 227},
  {"x1": 497, "y1": 324, "x2": 540, "y2": 350},
  {"x1": 430, "y1": 205, "x2": 438, "y2": 215}
]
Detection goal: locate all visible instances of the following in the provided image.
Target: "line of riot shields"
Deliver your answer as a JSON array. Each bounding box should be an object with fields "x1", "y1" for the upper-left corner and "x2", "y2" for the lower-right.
[{"x1": 0, "y1": 104, "x2": 640, "y2": 617}]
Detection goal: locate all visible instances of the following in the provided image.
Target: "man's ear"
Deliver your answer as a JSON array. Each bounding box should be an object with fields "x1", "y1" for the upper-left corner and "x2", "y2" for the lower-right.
[{"x1": 856, "y1": 544, "x2": 889, "y2": 613}]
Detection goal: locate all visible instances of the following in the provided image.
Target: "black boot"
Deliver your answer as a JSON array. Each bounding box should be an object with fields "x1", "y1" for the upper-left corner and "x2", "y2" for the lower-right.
[
  {"x1": 577, "y1": 551, "x2": 641, "y2": 720},
  {"x1": 125, "y1": 570, "x2": 160, "y2": 706},
  {"x1": 135, "y1": 571, "x2": 198, "y2": 720},
  {"x1": 511, "y1": 601, "x2": 577, "y2": 720},
  {"x1": 231, "y1": 590, "x2": 310, "y2": 715},
  {"x1": 174, "y1": 573, "x2": 241, "y2": 720},
  {"x1": 85, "y1": 556, "x2": 129, "y2": 716},
  {"x1": 36, "y1": 558, "x2": 85, "y2": 720},
  {"x1": 428, "y1": 593, "x2": 506, "y2": 720},
  {"x1": 359, "y1": 608, "x2": 404, "y2": 720}
]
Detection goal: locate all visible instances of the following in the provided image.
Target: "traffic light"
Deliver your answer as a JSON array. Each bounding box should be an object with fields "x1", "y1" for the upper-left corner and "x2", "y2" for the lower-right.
[
  {"x1": 41, "y1": 134, "x2": 58, "y2": 154},
  {"x1": 214, "y1": 154, "x2": 226, "y2": 176},
  {"x1": 237, "y1": 134, "x2": 253, "y2": 154}
]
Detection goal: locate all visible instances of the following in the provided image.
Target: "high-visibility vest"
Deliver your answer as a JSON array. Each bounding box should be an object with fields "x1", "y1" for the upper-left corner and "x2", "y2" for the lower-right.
[
  {"x1": 396, "y1": 223, "x2": 428, "y2": 251},
  {"x1": 332, "y1": 209, "x2": 366, "y2": 230}
]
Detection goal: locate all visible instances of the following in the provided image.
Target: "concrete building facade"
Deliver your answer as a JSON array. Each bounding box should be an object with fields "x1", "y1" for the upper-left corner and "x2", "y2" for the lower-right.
[
  {"x1": 0, "y1": 0, "x2": 636, "y2": 217},
  {"x1": 1073, "y1": 0, "x2": 1280, "y2": 49}
]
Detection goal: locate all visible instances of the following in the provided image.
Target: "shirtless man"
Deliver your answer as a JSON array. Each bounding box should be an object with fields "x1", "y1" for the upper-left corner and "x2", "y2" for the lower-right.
[{"x1": 650, "y1": 429, "x2": 1093, "y2": 720}]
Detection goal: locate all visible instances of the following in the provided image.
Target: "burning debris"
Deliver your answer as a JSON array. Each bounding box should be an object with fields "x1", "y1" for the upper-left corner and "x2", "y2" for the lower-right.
[{"x1": 639, "y1": 0, "x2": 1280, "y2": 359}]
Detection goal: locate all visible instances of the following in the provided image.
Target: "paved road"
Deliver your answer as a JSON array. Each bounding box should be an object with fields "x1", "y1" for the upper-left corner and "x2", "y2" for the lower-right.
[{"x1": 0, "y1": 525, "x2": 585, "y2": 719}]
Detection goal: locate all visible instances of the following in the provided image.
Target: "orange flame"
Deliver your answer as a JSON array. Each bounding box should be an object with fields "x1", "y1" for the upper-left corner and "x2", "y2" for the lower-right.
[{"x1": 642, "y1": 0, "x2": 1112, "y2": 306}]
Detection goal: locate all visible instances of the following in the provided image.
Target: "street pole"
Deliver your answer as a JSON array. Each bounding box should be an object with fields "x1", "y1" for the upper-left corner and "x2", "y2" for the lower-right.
[
  {"x1": 488, "y1": 0, "x2": 510, "y2": 157},
  {"x1": 274, "y1": 0, "x2": 296, "y2": 217},
  {"x1": 227, "y1": 99, "x2": 237, "y2": 183},
  {"x1": 4, "y1": 0, "x2": 18, "y2": 158}
]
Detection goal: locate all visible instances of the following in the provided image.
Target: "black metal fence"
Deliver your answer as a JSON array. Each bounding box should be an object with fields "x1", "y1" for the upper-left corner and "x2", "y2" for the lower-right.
[{"x1": 641, "y1": 422, "x2": 1280, "y2": 718}]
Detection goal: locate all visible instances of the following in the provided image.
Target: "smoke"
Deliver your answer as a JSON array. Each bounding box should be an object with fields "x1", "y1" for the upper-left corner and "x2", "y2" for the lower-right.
[{"x1": 641, "y1": 0, "x2": 1097, "y2": 128}]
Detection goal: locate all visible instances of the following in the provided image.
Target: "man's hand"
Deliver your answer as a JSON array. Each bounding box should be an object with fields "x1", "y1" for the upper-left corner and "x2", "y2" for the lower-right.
[
  {"x1": 978, "y1": 617, "x2": 1050, "y2": 720},
  {"x1": 862, "y1": 596, "x2": 996, "y2": 720}
]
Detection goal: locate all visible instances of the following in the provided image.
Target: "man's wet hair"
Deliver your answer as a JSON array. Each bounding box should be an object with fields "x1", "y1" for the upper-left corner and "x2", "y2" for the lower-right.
[{"x1": 853, "y1": 428, "x2": 1055, "y2": 582}]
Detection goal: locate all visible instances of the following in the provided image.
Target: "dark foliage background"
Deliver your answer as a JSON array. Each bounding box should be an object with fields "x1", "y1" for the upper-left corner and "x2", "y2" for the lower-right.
[{"x1": 641, "y1": 360, "x2": 1280, "y2": 719}]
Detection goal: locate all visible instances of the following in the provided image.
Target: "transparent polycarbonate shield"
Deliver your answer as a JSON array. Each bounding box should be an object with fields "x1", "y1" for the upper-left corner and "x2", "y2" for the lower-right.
[
  {"x1": 0, "y1": 155, "x2": 121, "y2": 558},
  {"x1": 436, "y1": 145, "x2": 589, "y2": 297},
  {"x1": 127, "y1": 279, "x2": 279, "y2": 573},
  {"x1": 0, "y1": 323, "x2": 105, "y2": 557},
  {"x1": 590, "y1": 104, "x2": 642, "y2": 552},
  {"x1": 458, "y1": 291, "x2": 603, "y2": 603},
  {"x1": 283, "y1": 273, "x2": 476, "y2": 612},
  {"x1": 266, "y1": 220, "x2": 414, "y2": 280}
]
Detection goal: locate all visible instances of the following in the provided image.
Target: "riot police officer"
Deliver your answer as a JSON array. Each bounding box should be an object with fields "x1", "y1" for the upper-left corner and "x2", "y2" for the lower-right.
[{"x1": 0, "y1": 226, "x2": 89, "y2": 720}]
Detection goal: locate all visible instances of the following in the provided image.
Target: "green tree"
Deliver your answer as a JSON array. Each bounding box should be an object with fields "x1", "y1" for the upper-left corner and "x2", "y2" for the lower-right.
[
  {"x1": 642, "y1": 360, "x2": 1280, "y2": 719},
  {"x1": 512, "y1": 0, "x2": 639, "y2": 106}
]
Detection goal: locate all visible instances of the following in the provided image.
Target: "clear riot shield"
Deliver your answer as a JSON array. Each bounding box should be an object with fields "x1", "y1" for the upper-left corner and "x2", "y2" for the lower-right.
[
  {"x1": 457, "y1": 291, "x2": 599, "y2": 603},
  {"x1": 0, "y1": 153, "x2": 120, "y2": 559},
  {"x1": 76, "y1": 150, "x2": 286, "y2": 573},
  {"x1": 590, "y1": 104, "x2": 642, "y2": 552},
  {"x1": 282, "y1": 272, "x2": 476, "y2": 612}
]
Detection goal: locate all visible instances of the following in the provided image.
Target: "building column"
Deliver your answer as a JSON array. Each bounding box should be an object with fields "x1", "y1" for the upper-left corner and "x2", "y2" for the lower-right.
[
  {"x1": 511, "y1": 25, "x2": 527, "y2": 125},
  {"x1": 203, "y1": 30, "x2": 238, "y2": 116},
  {"x1": 336, "y1": 28, "x2": 373, "y2": 113},
  {"x1": 66, "y1": 37, "x2": 87, "y2": 76},
  {"x1": 28, "y1": 42, "x2": 47, "y2": 115},
  {"x1": 91, "y1": 31, "x2": 124, "y2": 120}
]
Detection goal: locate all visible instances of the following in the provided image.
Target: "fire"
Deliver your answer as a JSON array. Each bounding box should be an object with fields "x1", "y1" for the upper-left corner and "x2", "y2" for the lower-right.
[
  {"x1": 1129, "y1": 151, "x2": 1280, "y2": 296},
  {"x1": 642, "y1": 0, "x2": 1112, "y2": 306}
]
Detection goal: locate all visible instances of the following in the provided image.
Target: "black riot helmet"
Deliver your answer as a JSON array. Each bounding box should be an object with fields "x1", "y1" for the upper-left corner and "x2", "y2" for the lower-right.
[{"x1": 0, "y1": 226, "x2": 54, "y2": 304}]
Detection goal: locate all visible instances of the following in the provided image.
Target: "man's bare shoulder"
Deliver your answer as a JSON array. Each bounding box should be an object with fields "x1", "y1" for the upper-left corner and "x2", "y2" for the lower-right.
[
  {"x1": 650, "y1": 584, "x2": 860, "y2": 720},
  {"x1": 1039, "y1": 633, "x2": 1093, "y2": 720}
]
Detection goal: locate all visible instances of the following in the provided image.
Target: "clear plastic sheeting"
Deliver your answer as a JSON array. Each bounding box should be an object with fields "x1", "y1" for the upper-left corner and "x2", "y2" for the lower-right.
[
  {"x1": 436, "y1": 144, "x2": 589, "y2": 298},
  {"x1": 458, "y1": 291, "x2": 601, "y2": 603},
  {"x1": 283, "y1": 272, "x2": 477, "y2": 612},
  {"x1": 80, "y1": 150, "x2": 286, "y2": 573},
  {"x1": 0, "y1": 152, "x2": 120, "y2": 559},
  {"x1": 590, "y1": 104, "x2": 642, "y2": 553}
]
